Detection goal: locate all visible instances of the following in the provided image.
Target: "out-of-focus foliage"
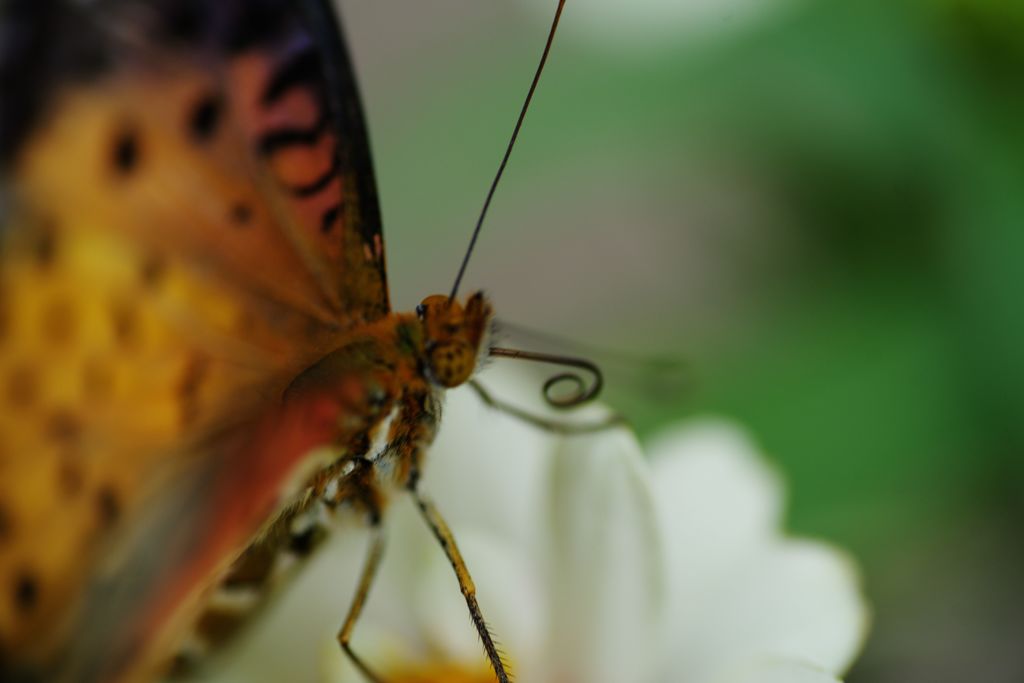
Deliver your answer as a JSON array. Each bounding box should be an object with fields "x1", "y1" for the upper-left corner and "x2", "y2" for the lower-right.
[{"x1": 340, "y1": 0, "x2": 1023, "y2": 680}]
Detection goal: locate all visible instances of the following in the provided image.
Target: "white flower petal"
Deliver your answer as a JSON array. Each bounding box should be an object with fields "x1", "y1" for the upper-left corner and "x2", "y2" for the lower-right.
[
  {"x1": 647, "y1": 419, "x2": 868, "y2": 681},
  {"x1": 648, "y1": 418, "x2": 784, "y2": 547},
  {"x1": 544, "y1": 428, "x2": 665, "y2": 683},
  {"x1": 713, "y1": 657, "x2": 847, "y2": 683},
  {"x1": 685, "y1": 540, "x2": 868, "y2": 681},
  {"x1": 648, "y1": 420, "x2": 783, "y2": 653}
]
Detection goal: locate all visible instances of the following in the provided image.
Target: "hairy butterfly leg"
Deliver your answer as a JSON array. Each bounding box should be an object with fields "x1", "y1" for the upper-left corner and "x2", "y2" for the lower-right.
[
  {"x1": 337, "y1": 521, "x2": 387, "y2": 683},
  {"x1": 410, "y1": 488, "x2": 511, "y2": 683}
]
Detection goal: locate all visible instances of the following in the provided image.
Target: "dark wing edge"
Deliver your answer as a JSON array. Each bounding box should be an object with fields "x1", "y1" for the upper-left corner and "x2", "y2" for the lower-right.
[
  {"x1": 0, "y1": 0, "x2": 105, "y2": 166},
  {"x1": 299, "y1": 0, "x2": 389, "y2": 318}
]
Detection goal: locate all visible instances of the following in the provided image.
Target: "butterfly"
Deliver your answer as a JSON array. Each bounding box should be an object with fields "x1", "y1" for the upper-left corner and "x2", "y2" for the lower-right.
[{"x1": 0, "y1": 0, "x2": 582, "y2": 681}]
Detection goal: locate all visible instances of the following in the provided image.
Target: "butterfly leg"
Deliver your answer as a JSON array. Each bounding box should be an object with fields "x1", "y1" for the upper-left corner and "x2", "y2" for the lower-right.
[
  {"x1": 410, "y1": 488, "x2": 511, "y2": 683},
  {"x1": 337, "y1": 521, "x2": 387, "y2": 683}
]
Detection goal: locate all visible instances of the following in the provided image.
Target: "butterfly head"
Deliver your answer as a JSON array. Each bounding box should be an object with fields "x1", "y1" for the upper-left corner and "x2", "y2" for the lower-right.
[{"x1": 417, "y1": 293, "x2": 493, "y2": 388}]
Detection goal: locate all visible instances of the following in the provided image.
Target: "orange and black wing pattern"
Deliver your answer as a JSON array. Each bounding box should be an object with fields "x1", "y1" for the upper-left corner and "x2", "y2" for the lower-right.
[{"x1": 0, "y1": 0, "x2": 385, "y2": 679}]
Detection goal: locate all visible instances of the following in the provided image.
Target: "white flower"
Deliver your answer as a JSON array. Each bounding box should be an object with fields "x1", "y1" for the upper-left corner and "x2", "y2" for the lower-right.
[{"x1": 207, "y1": 367, "x2": 868, "y2": 683}]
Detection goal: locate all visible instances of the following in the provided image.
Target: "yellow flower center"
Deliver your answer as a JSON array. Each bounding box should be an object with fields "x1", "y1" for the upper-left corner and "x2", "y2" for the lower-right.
[{"x1": 388, "y1": 662, "x2": 496, "y2": 683}]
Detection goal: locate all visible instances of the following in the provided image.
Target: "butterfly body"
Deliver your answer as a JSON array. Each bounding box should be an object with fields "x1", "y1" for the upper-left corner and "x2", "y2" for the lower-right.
[{"x1": 0, "y1": 0, "x2": 502, "y2": 680}]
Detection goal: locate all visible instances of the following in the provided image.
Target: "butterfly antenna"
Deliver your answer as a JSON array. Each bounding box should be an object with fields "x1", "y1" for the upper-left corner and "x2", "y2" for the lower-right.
[
  {"x1": 497, "y1": 318, "x2": 691, "y2": 398},
  {"x1": 449, "y1": 0, "x2": 567, "y2": 301},
  {"x1": 473, "y1": 346, "x2": 628, "y2": 434},
  {"x1": 489, "y1": 346, "x2": 602, "y2": 408}
]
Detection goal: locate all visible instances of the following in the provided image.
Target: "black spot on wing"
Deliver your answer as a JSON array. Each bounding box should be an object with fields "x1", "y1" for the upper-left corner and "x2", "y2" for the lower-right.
[
  {"x1": 230, "y1": 202, "x2": 253, "y2": 226},
  {"x1": 320, "y1": 203, "x2": 342, "y2": 234},
  {"x1": 256, "y1": 111, "x2": 329, "y2": 157},
  {"x1": 111, "y1": 127, "x2": 140, "y2": 176},
  {"x1": 12, "y1": 570, "x2": 38, "y2": 614},
  {"x1": 33, "y1": 224, "x2": 57, "y2": 268},
  {"x1": 187, "y1": 91, "x2": 224, "y2": 144},
  {"x1": 262, "y1": 46, "x2": 323, "y2": 106},
  {"x1": 139, "y1": 254, "x2": 167, "y2": 289},
  {"x1": 96, "y1": 486, "x2": 121, "y2": 529},
  {"x1": 45, "y1": 409, "x2": 81, "y2": 445}
]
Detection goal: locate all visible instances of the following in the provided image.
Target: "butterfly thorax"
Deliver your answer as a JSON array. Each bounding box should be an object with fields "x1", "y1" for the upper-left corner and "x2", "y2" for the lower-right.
[
  {"x1": 283, "y1": 290, "x2": 494, "y2": 513},
  {"x1": 163, "y1": 292, "x2": 494, "y2": 676}
]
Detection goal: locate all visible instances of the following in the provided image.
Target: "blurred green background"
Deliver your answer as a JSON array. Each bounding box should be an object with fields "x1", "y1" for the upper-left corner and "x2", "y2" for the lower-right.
[{"x1": 338, "y1": 0, "x2": 1023, "y2": 680}]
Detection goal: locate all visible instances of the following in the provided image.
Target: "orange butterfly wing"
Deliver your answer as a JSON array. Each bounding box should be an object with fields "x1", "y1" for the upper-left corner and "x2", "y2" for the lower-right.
[{"x1": 0, "y1": 0, "x2": 385, "y2": 677}]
